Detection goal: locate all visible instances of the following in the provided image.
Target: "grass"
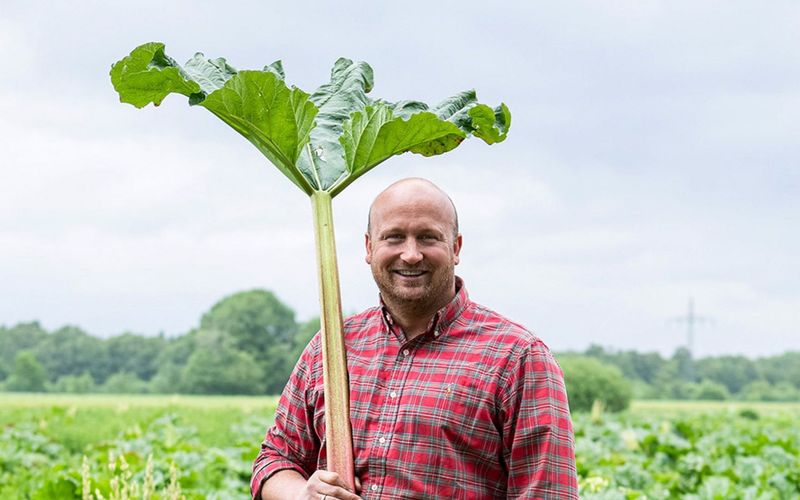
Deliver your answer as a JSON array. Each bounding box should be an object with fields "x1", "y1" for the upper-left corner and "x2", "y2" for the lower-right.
[
  {"x1": 631, "y1": 399, "x2": 800, "y2": 415},
  {"x1": 0, "y1": 393, "x2": 280, "y2": 453},
  {"x1": 0, "y1": 393, "x2": 800, "y2": 453},
  {"x1": 2, "y1": 393, "x2": 797, "y2": 454},
  {"x1": 0, "y1": 392, "x2": 279, "y2": 409}
]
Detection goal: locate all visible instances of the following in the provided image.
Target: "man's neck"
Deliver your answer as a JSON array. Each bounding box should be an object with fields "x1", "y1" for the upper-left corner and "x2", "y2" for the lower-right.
[
  {"x1": 390, "y1": 309, "x2": 435, "y2": 341},
  {"x1": 383, "y1": 292, "x2": 455, "y2": 341}
]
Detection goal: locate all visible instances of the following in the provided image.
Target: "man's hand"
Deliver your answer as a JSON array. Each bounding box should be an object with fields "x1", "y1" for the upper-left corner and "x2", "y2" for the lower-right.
[
  {"x1": 299, "y1": 470, "x2": 362, "y2": 500},
  {"x1": 260, "y1": 469, "x2": 362, "y2": 500}
]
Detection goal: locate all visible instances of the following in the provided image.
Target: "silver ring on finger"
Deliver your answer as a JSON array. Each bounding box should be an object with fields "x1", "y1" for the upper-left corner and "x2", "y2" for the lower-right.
[{"x1": 322, "y1": 495, "x2": 327, "y2": 500}]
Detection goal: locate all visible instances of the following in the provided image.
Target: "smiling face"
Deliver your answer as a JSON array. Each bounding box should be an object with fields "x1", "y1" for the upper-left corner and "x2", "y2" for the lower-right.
[{"x1": 365, "y1": 179, "x2": 462, "y2": 318}]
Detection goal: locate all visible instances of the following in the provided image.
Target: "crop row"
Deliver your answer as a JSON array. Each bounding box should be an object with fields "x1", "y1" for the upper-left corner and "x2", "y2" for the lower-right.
[{"x1": 1, "y1": 398, "x2": 798, "y2": 498}]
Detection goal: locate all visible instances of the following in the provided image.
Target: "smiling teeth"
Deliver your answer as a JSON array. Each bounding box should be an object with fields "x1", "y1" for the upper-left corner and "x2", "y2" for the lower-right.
[{"x1": 397, "y1": 270, "x2": 423, "y2": 276}]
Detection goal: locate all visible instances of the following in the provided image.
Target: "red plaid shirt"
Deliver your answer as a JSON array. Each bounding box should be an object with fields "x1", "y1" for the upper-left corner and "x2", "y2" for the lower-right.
[{"x1": 252, "y1": 279, "x2": 577, "y2": 499}]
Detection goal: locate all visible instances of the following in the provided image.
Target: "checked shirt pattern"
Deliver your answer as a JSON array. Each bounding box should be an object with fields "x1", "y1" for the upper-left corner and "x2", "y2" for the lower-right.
[{"x1": 252, "y1": 279, "x2": 578, "y2": 499}]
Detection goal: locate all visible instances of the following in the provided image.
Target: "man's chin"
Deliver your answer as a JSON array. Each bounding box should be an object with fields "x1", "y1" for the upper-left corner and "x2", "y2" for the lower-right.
[
  {"x1": 382, "y1": 284, "x2": 429, "y2": 304},
  {"x1": 393, "y1": 288, "x2": 428, "y2": 302}
]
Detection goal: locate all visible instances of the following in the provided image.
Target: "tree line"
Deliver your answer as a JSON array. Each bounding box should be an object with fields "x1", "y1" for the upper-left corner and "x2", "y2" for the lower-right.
[
  {"x1": 568, "y1": 344, "x2": 800, "y2": 404},
  {"x1": 1, "y1": 289, "x2": 798, "y2": 405},
  {"x1": 0, "y1": 290, "x2": 317, "y2": 395}
]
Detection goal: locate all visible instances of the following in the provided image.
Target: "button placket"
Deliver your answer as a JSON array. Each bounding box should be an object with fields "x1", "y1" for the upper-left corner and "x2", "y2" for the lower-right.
[{"x1": 370, "y1": 343, "x2": 410, "y2": 499}]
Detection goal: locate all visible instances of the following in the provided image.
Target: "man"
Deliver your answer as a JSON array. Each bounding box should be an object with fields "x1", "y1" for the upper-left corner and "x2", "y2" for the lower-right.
[{"x1": 252, "y1": 178, "x2": 578, "y2": 499}]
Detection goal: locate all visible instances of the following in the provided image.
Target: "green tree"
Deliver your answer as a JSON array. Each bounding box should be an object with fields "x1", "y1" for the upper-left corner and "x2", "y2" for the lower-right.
[
  {"x1": 105, "y1": 332, "x2": 166, "y2": 381},
  {"x1": 581, "y1": 344, "x2": 665, "y2": 384},
  {"x1": 770, "y1": 382, "x2": 800, "y2": 401},
  {"x1": 6, "y1": 351, "x2": 47, "y2": 392},
  {"x1": 262, "y1": 341, "x2": 294, "y2": 394},
  {"x1": 155, "y1": 331, "x2": 197, "y2": 367},
  {"x1": 758, "y1": 352, "x2": 800, "y2": 389},
  {"x1": 652, "y1": 362, "x2": 695, "y2": 399},
  {"x1": 102, "y1": 372, "x2": 149, "y2": 394},
  {"x1": 181, "y1": 330, "x2": 265, "y2": 394},
  {"x1": 558, "y1": 355, "x2": 632, "y2": 412},
  {"x1": 149, "y1": 363, "x2": 184, "y2": 394},
  {"x1": 696, "y1": 355, "x2": 760, "y2": 394},
  {"x1": 199, "y1": 290, "x2": 298, "y2": 393},
  {"x1": 672, "y1": 347, "x2": 696, "y2": 382},
  {"x1": 740, "y1": 380, "x2": 774, "y2": 401},
  {"x1": 740, "y1": 380, "x2": 800, "y2": 401},
  {"x1": 0, "y1": 322, "x2": 48, "y2": 381},
  {"x1": 34, "y1": 326, "x2": 106, "y2": 383},
  {"x1": 630, "y1": 380, "x2": 659, "y2": 399},
  {"x1": 150, "y1": 332, "x2": 197, "y2": 394},
  {"x1": 623, "y1": 351, "x2": 664, "y2": 384},
  {"x1": 693, "y1": 379, "x2": 730, "y2": 400},
  {"x1": 49, "y1": 372, "x2": 95, "y2": 393},
  {"x1": 292, "y1": 316, "x2": 320, "y2": 360},
  {"x1": 200, "y1": 289, "x2": 297, "y2": 352}
]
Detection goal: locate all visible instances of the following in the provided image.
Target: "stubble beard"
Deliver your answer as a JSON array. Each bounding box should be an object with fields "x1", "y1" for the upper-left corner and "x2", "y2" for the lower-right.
[{"x1": 373, "y1": 263, "x2": 457, "y2": 318}]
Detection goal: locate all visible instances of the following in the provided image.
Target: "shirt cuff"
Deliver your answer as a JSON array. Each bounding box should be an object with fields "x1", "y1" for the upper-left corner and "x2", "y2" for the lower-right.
[{"x1": 251, "y1": 460, "x2": 310, "y2": 500}]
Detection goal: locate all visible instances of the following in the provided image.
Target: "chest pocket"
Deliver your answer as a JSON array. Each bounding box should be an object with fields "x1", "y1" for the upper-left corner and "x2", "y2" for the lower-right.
[
  {"x1": 439, "y1": 374, "x2": 497, "y2": 436},
  {"x1": 403, "y1": 370, "x2": 500, "y2": 464}
]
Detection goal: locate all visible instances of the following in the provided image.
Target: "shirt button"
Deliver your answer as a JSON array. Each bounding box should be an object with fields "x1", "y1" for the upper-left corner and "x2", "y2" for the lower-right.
[
  {"x1": 389, "y1": 391, "x2": 397, "y2": 398},
  {"x1": 434, "y1": 330, "x2": 440, "y2": 337},
  {"x1": 371, "y1": 484, "x2": 379, "y2": 492},
  {"x1": 379, "y1": 436, "x2": 386, "y2": 444},
  {"x1": 403, "y1": 349, "x2": 410, "y2": 356}
]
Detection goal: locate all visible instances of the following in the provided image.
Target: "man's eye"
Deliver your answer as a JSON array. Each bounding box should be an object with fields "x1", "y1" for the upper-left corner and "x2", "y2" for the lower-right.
[{"x1": 385, "y1": 234, "x2": 403, "y2": 241}]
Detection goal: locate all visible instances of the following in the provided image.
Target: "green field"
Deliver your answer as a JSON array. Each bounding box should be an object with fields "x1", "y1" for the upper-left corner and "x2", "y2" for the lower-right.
[
  {"x1": 574, "y1": 401, "x2": 800, "y2": 499},
  {"x1": 1, "y1": 394, "x2": 799, "y2": 499},
  {"x1": 0, "y1": 393, "x2": 278, "y2": 499},
  {"x1": 631, "y1": 399, "x2": 800, "y2": 414}
]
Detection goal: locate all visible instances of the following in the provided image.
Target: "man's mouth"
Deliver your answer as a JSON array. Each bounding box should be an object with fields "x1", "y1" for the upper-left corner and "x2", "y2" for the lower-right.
[{"x1": 393, "y1": 269, "x2": 426, "y2": 277}]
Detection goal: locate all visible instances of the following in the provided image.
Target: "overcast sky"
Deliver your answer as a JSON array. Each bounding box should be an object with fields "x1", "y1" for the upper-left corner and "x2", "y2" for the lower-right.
[{"x1": 1, "y1": 1, "x2": 797, "y2": 357}]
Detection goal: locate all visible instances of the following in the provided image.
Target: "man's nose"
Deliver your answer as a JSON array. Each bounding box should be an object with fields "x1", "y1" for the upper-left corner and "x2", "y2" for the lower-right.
[{"x1": 400, "y1": 239, "x2": 423, "y2": 265}]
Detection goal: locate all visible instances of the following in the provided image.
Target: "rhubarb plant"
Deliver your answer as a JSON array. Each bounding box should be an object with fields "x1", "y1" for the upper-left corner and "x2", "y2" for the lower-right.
[{"x1": 110, "y1": 42, "x2": 511, "y2": 488}]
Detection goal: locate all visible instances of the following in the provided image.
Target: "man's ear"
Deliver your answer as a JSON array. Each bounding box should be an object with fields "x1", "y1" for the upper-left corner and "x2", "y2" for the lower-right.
[
  {"x1": 453, "y1": 234, "x2": 462, "y2": 265},
  {"x1": 365, "y1": 232, "x2": 373, "y2": 264}
]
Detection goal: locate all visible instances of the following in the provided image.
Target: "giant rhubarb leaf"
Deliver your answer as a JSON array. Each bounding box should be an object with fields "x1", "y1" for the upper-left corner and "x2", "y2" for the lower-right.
[{"x1": 111, "y1": 42, "x2": 510, "y2": 196}]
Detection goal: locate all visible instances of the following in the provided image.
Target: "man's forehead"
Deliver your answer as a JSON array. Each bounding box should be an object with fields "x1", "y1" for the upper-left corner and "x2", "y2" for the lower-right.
[
  {"x1": 370, "y1": 195, "x2": 454, "y2": 227},
  {"x1": 371, "y1": 180, "x2": 453, "y2": 216},
  {"x1": 373, "y1": 194, "x2": 447, "y2": 213},
  {"x1": 373, "y1": 210, "x2": 450, "y2": 230},
  {"x1": 367, "y1": 178, "x2": 459, "y2": 237}
]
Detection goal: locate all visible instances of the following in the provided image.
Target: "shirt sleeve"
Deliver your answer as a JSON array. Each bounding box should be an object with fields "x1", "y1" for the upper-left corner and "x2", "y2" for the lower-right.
[
  {"x1": 499, "y1": 339, "x2": 579, "y2": 499},
  {"x1": 251, "y1": 335, "x2": 321, "y2": 500}
]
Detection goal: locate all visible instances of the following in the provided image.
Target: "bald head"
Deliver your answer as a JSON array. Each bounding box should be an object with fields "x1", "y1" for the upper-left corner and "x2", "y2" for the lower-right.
[{"x1": 367, "y1": 178, "x2": 459, "y2": 238}]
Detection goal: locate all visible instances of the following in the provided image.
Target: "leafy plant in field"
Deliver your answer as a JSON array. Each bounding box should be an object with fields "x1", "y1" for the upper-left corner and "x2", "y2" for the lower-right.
[
  {"x1": 80, "y1": 414, "x2": 251, "y2": 499},
  {"x1": 3, "y1": 399, "x2": 800, "y2": 499},
  {"x1": 573, "y1": 410, "x2": 800, "y2": 499},
  {"x1": 110, "y1": 42, "x2": 510, "y2": 486}
]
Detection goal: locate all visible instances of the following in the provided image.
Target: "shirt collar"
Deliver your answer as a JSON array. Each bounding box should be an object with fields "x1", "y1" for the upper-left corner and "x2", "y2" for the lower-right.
[{"x1": 380, "y1": 276, "x2": 469, "y2": 339}]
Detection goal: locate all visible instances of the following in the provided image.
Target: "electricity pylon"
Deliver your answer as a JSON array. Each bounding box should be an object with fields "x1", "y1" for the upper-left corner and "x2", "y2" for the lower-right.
[
  {"x1": 669, "y1": 297, "x2": 713, "y2": 356},
  {"x1": 666, "y1": 298, "x2": 713, "y2": 382}
]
